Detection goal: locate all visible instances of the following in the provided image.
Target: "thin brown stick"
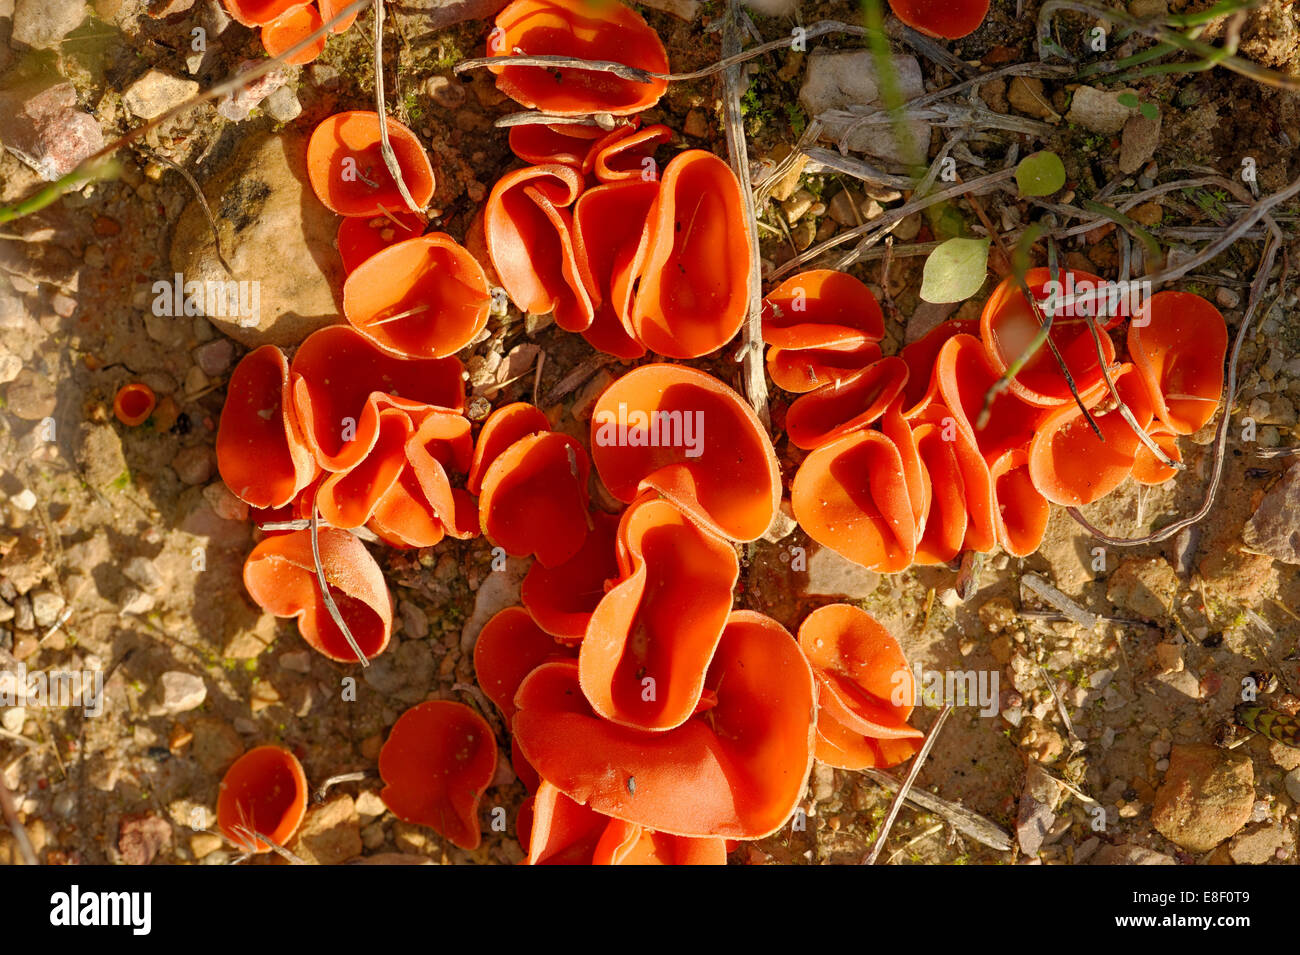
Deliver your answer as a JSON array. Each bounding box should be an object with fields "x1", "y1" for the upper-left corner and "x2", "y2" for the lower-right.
[
  {"x1": 721, "y1": 0, "x2": 770, "y2": 432},
  {"x1": 863, "y1": 703, "x2": 953, "y2": 865},
  {"x1": 148, "y1": 150, "x2": 234, "y2": 277},
  {"x1": 859, "y1": 768, "x2": 1013, "y2": 851},
  {"x1": 310, "y1": 494, "x2": 370, "y2": 668},
  {"x1": 374, "y1": 0, "x2": 422, "y2": 215},
  {"x1": 457, "y1": 19, "x2": 872, "y2": 85},
  {"x1": 772, "y1": 168, "x2": 1017, "y2": 282}
]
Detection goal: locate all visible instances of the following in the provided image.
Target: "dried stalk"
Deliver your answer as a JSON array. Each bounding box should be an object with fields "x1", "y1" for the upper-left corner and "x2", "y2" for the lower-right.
[
  {"x1": 771, "y1": 168, "x2": 1017, "y2": 281},
  {"x1": 310, "y1": 494, "x2": 370, "y2": 667},
  {"x1": 721, "y1": 1, "x2": 769, "y2": 432},
  {"x1": 859, "y1": 769, "x2": 1013, "y2": 851},
  {"x1": 863, "y1": 703, "x2": 953, "y2": 864},
  {"x1": 1037, "y1": 0, "x2": 1300, "y2": 91},
  {"x1": 457, "y1": 19, "x2": 874, "y2": 85},
  {"x1": 374, "y1": 0, "x2": 422, "y2": 215}
]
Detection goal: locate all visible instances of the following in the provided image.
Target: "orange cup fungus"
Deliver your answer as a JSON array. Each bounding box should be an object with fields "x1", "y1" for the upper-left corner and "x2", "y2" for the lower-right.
[
  {"x1": 762, "y1": 270, "x2": 886, "y2": 393},
  {"x1": 887, "y1": 0, "x2": 990, "y2": 40},
  {"x1": 379, "y1": 701, "x2": 498, "y2": 851},
  {"x1": 473, "y1": 402, "x2": 592, "y2": 567},
  {"x1": 203, "y1": 4, "x2": 1242, "y2": 863},
  {"x1": 797, "y1": 605, "x2": 923, "y2": 770},
  {"x1": 243, "y1": 527, "x2": 393, "y2": 663},
  {"x1": 579, "y1": 495, "x2": 739, "y2": 731},
  {"x1": 217, "y1": 346, "x2": 318, "y2": 510},
  {"x1": 590, "y1": 363, "x2": 781, "y2": 542},
  {"x1": 522, "y1": 781, "x2": 727, "y2": 865},
  {"x1": 488, "y1": 0, "x2": 669, "y2": 116},
  {"x1": 342, "y1": 232, "x2": 492, "y2": 359},
  {"x1": 307, "y1": 111, "x2": 435, "y2": 217},
  {"x1": 222, "y1": 0, "x2": 352, "y2": 64},
  {"x1": 217, "y1": 745, "x2": 309, "y2": 853},
  {"x1": 776, "y1": 265, "x2": 1227, "y2": 573},
  {"x1": 484, "y1": 164, "x2": 595, "y2": 333},
  {"x1": 512, "y1": 611, "x2": 816, "y2": 839},
  {"x1": 113, "y1": 382, "x2": 157, "y2": 427}
]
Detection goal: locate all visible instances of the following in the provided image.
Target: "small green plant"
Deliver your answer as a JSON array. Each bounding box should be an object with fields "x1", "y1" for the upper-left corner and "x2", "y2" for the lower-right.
[
  {"x1": 920, "y1": 236, "x2": 990, "y2": 304},
  {"x1": 1015, "y1": 150, "x2": 1067, "y2": 197},
  {"x1": 1116, "y1": 92, "x2": 1160, "y2": 121}
]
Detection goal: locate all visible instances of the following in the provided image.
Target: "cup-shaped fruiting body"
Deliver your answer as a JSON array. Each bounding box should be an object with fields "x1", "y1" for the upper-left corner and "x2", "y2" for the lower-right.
[
  {"x1": 935, "y1": 333, "x2": 1042, "y2": 463},
  {"x1": 887, "y1": 0, "x2": 990, "y2": 40},
  {"x1": 317, "y1": 0, "x2": 359, "y2": 33},
  {"x1": 579, "y1": 496, "x2": 739, "y2": 731},
  {"x1": 262, "y1": 5, "x2": 326, "y2": 65},
  {"x1": 1127, "y1": 290, "x2": 1227, "y2": 436},
  {"x1": 523, "y1": 781, "x2": 726, "y2": 865},
  {"x1": 762, "y1": 270, "x2": 886, "y2": 394},
  {"x1": 474, "y1": 607, "x2": 577, "y2": 723},
  {"x1": 217, "y1": 745, "x2": 309, "y2": 853},
  {"x1": 591, "y1": 363, "x2": 781, "y2": 542},
  {"x1": 113, "y1": 382, "x2": 156, "y2": 427},
  {"x1": 989, "y1": 448, "x2": 1049, "y2": 558},
  {"x1": 467, "y1": 402, "x2": 551, "y2": 496},
  {"x1": 343, "y1": 232, "x2": 491, "y2": 359},
  {"x1": 784, "y1": 356, "x2": 909, "y2": 450},
  {"x1": 307, "y1": 111, "x2": 435, "y2": 216},
  {"x1": 242, "y1": 527, "x2": 393, "y2": 662},
  {"x1": 316, "y1": 407, "x2": 414, "y2": 529},
  {"x1": 791, "y1": 428, "x2": 918, "y2": 573},
  {"x1": 290, "y1": 325, "x2": 464, "y2": 472},
  {"x1": 571, "y1": 179, "x2": 657, "y2": 358},
  {"x1": 513, "y1": 610, "x2": 816, "y2": 839},
  {"x1": 479, "y1": 431, "x2": 592, "y2": 567},
  {"x1": 489, "y1": 0, "x2": 669, "y2": 116},
  {"x1": 218, "y1": 346, "x2": 319, "y2": 509},
  {"x1": 1131, "y1": 426, "x2": 1182, "y2": 485},
  {"x1": 1027, "y1": 363, "x2": 1155, "y2": 507},
  {"x1": 508, "y1": 122, "x2": 607, "y2": 167},
  {"x1": 485, "y1": 164, "x2": 595, "y2": 333},
  {"x1": 584, "y1": 124, "x2": 672, "y2": 183},
  {"x1": 221, "y1": 0, "x2": 302, "y2": 26},
  {"x1": 898, "y1": 317, "x2": 979, "y2": 418},
  {"x1": 337, "y1": 211, "x2": 426, "y2": 274},
  {"x1": 911, "y1": 419, "x2": 967, "y2": 565},
  {"x1": 797, "y1": 604, "x2": 923, "y2": 771},
  {"x1": 379, "y1": 701, "x2": 497, "y2": 851},
  {"x1": 374, "y1": 410, "x2": 478, "y2": 547},
  {"x1": 472, "y1": 404, "x2": 591, "y2": 567},
  {"x1": 980, "y1": 268, "x2": 1119, "y2": 407},
  {"x1": 521, "y1": 509, "x2": 620, "y2": 643},
  {"x1": 624, "y1": 150, "x2": 751, "y2": 359}
]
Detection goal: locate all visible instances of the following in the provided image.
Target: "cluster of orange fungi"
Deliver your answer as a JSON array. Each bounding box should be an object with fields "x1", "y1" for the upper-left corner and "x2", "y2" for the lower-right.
[
  {"x1": 209, "y1": 0, "x2": 1226, "y2": 862},
  {"x1": 769, "y1": 268, "x2": 1228, "y2": 573},
  {"x1": 221, "y1": 0, "x2": 357, "y2": 65}
]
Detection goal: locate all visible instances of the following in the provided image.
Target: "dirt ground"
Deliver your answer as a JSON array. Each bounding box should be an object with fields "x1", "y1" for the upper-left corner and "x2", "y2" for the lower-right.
[{"x1": 1, "y1": 0, "x2": 1298, "y2": 866}]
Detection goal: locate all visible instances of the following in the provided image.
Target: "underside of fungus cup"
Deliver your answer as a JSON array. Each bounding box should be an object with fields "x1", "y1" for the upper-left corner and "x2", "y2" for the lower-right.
[{"x1": 379, "y1": 700, "x2": 498, "y2": 851}]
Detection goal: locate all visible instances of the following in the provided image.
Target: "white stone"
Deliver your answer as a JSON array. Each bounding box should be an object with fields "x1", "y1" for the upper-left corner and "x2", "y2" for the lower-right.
[{"x1": 158, "y1": 671, "x2": 207, "y2": 715}]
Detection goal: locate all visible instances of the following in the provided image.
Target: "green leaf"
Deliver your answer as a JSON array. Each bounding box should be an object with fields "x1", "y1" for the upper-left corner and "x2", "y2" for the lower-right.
[
  {"x1": 1015, "y1": 150, "x2": 1067, "y2": 197},
  {"x1": 1116, "y1": 92, "x2": 1139, "y2": 108},
  {"x1": 920, "y1": 237, "x2": 990, "y2": 304},
  {"x1": 1139, "y1": 101, "x2": 1159, "y2": 120}
]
